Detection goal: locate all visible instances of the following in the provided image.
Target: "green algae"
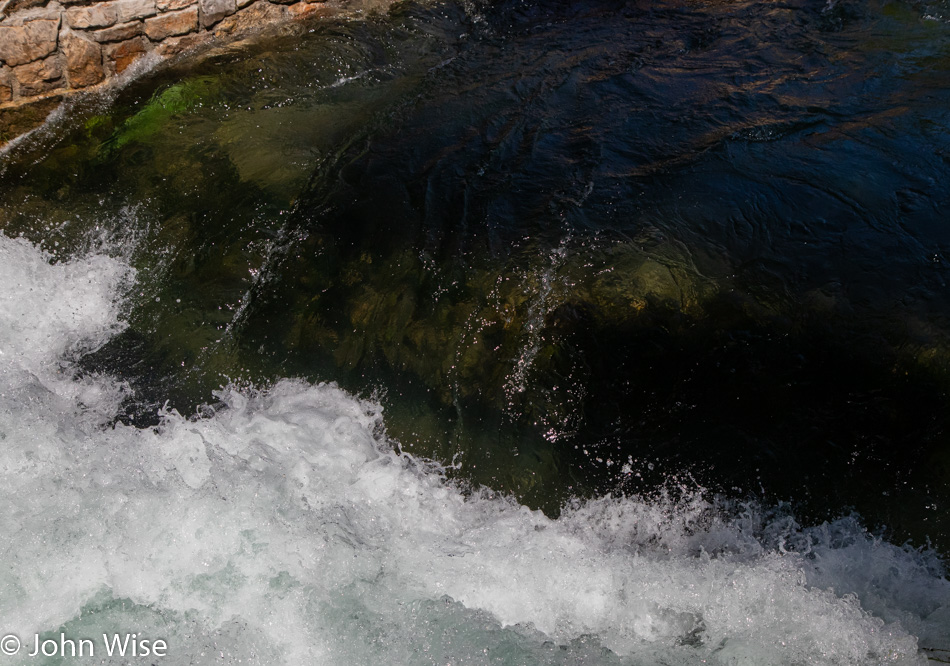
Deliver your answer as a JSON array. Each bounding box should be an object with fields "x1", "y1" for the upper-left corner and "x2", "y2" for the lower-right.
[{"x1": 102, "y1": 77, "x2": 221, "y2": 155}]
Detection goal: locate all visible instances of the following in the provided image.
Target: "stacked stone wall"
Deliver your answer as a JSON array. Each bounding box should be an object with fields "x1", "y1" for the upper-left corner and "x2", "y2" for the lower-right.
[{"x1": 0, "y1": 0, "x2": 329, "y2": 108}]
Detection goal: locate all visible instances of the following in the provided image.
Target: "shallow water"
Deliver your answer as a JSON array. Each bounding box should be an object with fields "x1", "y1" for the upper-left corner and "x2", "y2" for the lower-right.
[{"x1": 1, "y1": 0, "x2": 950, "y2": 662}]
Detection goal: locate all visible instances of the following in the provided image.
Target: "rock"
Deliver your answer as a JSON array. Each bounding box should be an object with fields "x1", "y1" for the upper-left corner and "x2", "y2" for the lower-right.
[
  {"x1": 157, "y1": 0, "x2": 196, "y2": 11},
  {"x1": 0, "y1": 66, "x2": 13, "y2": 102},
  {"x1": 0, "y1": 94, "x2": 61, "y2": 146},
  {"x1": 0, "y1": 19, "x2": 59, "y2": 67},
  {"x1": 103, "y1": 35, "x2": 147, "y2": 73},
  {"x1": 89, "y1": 20, "x2": 144, "y2": 42},
  {"x1": 144, "y1": 6, "x2": 196, "y2": 39},
  {"x1": 61, "y1": 29, "x2": 104, "y2": 87},
  {"x1": 212, "y1": 0, "x2": 284, "y2": 35},
  {"x1": 198, "y1": 0, "x2": 235, "y2": 28},
  {"x1": 13, "y1": 53, "x2": 64, "y2": 95},
  {"x1": 2, "y1": 0, "x2": 48, "y2": 13},
  {"x1": 113, "y1": 0, "x2": 157, "y2": 22},
  {"x1": 288, "y1": 1, "x2": 326, "y2": 18},
  {"x1": 155, "y1": 31, "x2": 203, "y2": 56},
  {"x1": 2, "y1": 3, "x2": 64, "y2": 26},
  {"x1": 65, "y1": 4, "x2": 117, "y2": 29}
]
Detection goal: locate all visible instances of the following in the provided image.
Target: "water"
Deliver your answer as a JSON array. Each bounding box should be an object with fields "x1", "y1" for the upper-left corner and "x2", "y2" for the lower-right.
[{"x1": 1, "y1": 0, "x2": 950, "y2": 662}]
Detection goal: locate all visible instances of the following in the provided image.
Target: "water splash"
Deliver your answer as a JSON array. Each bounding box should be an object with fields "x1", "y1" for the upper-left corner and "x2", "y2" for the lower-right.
[{"x1": 0, "y1": 232, "x2": 947, "y2": 665}]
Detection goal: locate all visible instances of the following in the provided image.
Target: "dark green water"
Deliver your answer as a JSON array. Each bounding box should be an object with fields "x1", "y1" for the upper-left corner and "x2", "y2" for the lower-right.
[{"x1": 2, "y1": 0, "x2": 949, "y2": 550}]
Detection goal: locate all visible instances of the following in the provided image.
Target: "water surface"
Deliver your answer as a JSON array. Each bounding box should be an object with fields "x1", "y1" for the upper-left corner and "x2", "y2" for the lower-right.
[{"x1": 1, "y1": 0, "x2": 950, "y2": 661}]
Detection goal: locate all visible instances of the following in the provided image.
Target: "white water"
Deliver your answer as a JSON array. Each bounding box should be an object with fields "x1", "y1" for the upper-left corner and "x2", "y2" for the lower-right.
[{"x1": 0, "y1": 230, "x2": 948, "y2": 665}]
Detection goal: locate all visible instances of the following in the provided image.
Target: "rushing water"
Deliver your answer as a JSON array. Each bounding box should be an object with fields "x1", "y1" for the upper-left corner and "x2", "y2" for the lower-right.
[{"x1": 2, "y1": 0, "x2": 950, "y2": 662}]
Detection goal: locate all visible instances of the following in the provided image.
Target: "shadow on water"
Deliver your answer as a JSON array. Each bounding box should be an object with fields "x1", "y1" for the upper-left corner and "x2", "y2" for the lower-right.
[{"x1": 1, "y1": 0, "x2": 950, "y2": 550}]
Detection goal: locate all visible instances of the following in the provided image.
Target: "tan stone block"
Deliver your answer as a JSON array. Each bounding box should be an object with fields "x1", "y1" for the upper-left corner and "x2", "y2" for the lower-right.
[
  {"x1": 154, "y1": 31, "x2": 203, "y2": 56},
  {"x1": 61, "y1": 30, "x2": 104, "y2": 87},
  {"x1": 2, "y1": 4, "x2": 64, "y2": 26},
  {"x1": 113, "y1": 0, "x2": 157, "y2": 22},
  {"x1": 14, "y1": 53, "x2": 64, "y2": 95},
  {"x1": 144, "y1": 5, "x2": 195, "y2": 39},
  {"x1": 212, "y1": 0, "x2": 283, "y2": 35},
  {"x1": 89, "y1": 20, "x2": 144, "y2": 42},
  {"x1": 0, "y1": 19, "x2": 59, "y2": 66},
  {"x1": 198, "y1": 0, "x2": 234, "y2": 28},
  {"x1": 287, "y1": 1, "x2": 325, "y2": 17},
  {"x1": 156, "y1": 0, "x2": 196, "y2": 11},
  {"x1": 104, "y1": 35, "x2": 147, "y2": 73},
  {"x1": 65, "y1": 4, "x2": 118, "y2": 29},
  {"x1": 2, "y1": 0, "x2": 48, "y2": 13},
  {"x1": 0, "y1": 67, "x2": 13, "y2": 103}
]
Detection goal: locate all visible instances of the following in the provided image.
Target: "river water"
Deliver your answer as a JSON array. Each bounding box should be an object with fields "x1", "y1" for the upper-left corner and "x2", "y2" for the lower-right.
[{"x1": 1, "y1": 0, "x2": 949, "y2": 662}]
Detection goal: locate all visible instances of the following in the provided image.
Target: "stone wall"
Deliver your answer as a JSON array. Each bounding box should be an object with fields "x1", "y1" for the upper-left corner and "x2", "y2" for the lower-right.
[{"x1": 0, "y1": 0, "x2": 332, "y2": 110}]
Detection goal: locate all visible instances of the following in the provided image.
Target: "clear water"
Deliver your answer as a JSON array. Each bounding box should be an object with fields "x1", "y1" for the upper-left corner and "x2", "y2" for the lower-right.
[{"x1": 1, "y1": 0, "x2": 950, "y2": 662}]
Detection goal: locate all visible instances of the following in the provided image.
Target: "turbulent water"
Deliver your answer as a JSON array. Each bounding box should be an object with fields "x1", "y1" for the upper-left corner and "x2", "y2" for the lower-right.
[{"x1": 1, "y1": 0, "x2": 950, "y2": 662}]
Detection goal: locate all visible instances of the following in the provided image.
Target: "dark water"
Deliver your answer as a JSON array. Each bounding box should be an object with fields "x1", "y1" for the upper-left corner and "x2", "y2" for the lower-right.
[{"x1": 2, "y1": 0, "x2": 950, "y2": 551}]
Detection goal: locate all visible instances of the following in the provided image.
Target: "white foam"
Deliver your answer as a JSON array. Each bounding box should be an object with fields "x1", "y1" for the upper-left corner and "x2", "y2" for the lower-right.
[
  {"x1": 0, "y1": 234, "x2": 133, "y2": 416},
  {"x1": 0, "y1": 231, "x2": 947, "y2": 665}
]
